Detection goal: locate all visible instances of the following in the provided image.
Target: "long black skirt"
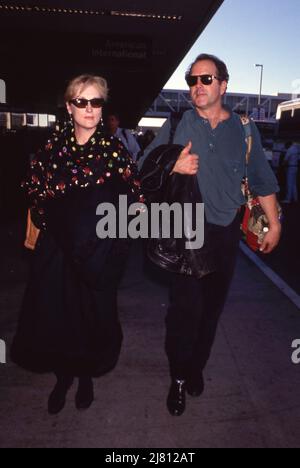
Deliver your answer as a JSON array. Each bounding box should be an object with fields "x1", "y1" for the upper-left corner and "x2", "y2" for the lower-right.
[{"x1": 11, "y1": 231, "x2": 123, "y2": 377}]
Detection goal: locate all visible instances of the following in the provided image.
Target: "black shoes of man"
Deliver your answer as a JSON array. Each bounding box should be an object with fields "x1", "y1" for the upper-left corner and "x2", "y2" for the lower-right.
[
  {"x1": 48, "y1": 376, "x2": 94, "y2": 415},
  {"x1": 167, "y1": 374, "x2": 205, "y2": 417}
]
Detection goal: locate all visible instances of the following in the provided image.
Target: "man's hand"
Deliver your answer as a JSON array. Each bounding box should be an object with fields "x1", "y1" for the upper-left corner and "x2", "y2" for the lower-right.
[
  {"x1": 260, "y1": 223, "x2": 282, "y2": 254},
  {"x1": 172, "y1": 142, "x2": 199, "y2": 176},
  {"x1": 258, "y1": 195, "x2": 282, "y2": 254}
]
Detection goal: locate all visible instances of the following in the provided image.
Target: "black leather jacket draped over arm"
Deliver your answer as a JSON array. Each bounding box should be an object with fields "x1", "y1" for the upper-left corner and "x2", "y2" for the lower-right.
[{"x1": 140, "y1": 144, "x2": 217, "y2": 279}]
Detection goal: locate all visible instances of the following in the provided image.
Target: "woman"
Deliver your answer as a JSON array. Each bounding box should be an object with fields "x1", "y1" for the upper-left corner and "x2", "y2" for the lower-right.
[{"x1": 11, "y1": 75, "x2": 142, "y2": 415}]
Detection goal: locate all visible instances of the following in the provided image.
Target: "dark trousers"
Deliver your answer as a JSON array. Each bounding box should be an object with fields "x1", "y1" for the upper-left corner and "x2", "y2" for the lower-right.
[{"x1": 165, "y1": 214, "x2": 241, "y2": 380}]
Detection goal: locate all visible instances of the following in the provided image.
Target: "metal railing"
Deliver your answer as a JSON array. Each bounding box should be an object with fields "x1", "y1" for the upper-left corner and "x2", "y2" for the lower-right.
[{"x1": 146, "y1": 90, "x2": 298, "y2": 120}]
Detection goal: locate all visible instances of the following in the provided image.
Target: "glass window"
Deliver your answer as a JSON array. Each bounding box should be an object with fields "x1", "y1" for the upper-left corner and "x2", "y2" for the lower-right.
[
  {"x1": 0, "y1": 112, "x2": 9, "y2": 128},
  {"x1": 0, "y1": 79, "x2": 6, "y2": 104},
  {"x1": 27, "y1": 114, "x2": 39, "y2": 127},
  {"x1": 11, "y1": 113, "x2": 25, "y2": 129},
  {"x1": 38, "y1": 114, "x2": 48, "y2": 127}
]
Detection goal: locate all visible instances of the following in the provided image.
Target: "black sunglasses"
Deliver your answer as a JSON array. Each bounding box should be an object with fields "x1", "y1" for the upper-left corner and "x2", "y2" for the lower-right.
[
  {"x1": 185, "y1": 74, "x2": 220, "y2": 87},
  {"x1": 70, "y1": 98, "x2": 105, "y2": 109}
]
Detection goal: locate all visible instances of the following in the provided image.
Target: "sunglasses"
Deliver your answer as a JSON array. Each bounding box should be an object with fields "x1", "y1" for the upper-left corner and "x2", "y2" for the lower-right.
[
  {"x1": 70, "y1": 98, "x2": 105, "y2": 109},
  {"x1": 185, "y1": 74, "x2": 220, "y2": 87}
]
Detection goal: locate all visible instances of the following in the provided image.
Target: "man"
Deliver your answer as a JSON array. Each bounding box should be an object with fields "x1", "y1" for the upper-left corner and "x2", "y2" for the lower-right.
[
  {"x1": 106, "y1": 112, "x2": 141, "y2": 162},
  {"x1": 140, "y1": 54, "x2": 281, "y2": 417}
]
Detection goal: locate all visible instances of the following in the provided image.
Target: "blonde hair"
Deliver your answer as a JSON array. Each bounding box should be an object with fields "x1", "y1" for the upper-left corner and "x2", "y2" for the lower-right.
[{"x1": 64, "y1": 74, "x2": 109, "y2": 103}]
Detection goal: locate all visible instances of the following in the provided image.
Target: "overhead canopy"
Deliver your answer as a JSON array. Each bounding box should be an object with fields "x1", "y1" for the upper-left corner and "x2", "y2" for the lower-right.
[{"x1": 0, "y1": 0, "x2": 223, "y2": 127}]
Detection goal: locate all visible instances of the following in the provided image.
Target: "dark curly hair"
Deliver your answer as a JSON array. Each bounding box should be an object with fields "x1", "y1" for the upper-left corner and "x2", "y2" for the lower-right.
[{"x1": 186, "y1": 54, "x2": 230, "y2": 83}]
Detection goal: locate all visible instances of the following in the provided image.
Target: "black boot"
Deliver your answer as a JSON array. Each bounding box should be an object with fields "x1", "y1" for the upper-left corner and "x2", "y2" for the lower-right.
[
  {"x1": 186, "y1": 373, "x2": 204, "y2": 398},
  {"x1": 48, "y1": 375, "x2": 74, "y2": 415},
  {"x1": 75, "y1": 377, "x2": 94, "y2": 410},
  {"x1": 167, "y1": 379, "x2": 186, "y2": 417}
]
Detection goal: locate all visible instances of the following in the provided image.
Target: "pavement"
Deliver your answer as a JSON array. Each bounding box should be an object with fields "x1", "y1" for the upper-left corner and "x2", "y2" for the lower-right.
[{"x1": 1, "y1": 221, "x2": 300, "y2": 448}]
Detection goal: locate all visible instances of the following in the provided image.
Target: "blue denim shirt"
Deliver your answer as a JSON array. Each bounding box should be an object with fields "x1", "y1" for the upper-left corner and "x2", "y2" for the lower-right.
[{"x1": 139, "y1": 109, "x2": 279, "y2": 226}]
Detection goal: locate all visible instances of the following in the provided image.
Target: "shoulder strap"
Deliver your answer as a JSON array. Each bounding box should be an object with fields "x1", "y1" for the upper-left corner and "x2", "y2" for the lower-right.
[{"x1": 240, "y1": 115, "x2": 253, "y2": 166}]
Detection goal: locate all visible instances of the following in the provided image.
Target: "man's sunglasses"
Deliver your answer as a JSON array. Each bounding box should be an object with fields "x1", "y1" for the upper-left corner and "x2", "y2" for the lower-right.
[
  {"x1": 70, "y1": 98, "x2": 105, "y2": 109},
  {"x1": 185, "y1": 74, "x2": 220, "y2": 87}
]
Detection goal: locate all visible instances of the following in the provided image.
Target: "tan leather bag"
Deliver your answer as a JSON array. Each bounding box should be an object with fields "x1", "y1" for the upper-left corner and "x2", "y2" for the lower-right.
[{"x1": 24, "y1": 210, "x2": 40, "y2": 250}]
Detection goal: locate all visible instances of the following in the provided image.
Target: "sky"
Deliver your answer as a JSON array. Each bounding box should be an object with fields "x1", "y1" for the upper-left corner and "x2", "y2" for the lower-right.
[{"x1": 165, "y1": 0, "x2": 300, "y2": 97}]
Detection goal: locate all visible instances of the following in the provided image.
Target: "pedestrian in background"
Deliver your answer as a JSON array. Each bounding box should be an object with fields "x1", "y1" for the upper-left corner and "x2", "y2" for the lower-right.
[
  {"x1": 282, "y1": 142, "x2": 299, "y2": 203},
  {"x1": 106, "y1": 112, "x2": 141, "y2": 162}
]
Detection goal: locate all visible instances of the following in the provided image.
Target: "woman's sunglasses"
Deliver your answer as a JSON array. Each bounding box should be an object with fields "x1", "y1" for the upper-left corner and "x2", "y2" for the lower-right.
[
  {"x1": 70, "y1": 98, "x2": 105, "y2": 109},
  {"x1": 185, "y1": 74, "x2": 220, "y2": 87}
]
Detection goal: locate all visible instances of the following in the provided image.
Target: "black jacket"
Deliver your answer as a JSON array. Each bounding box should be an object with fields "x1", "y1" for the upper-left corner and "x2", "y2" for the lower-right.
[
  {"x1": 140, "y1": 144, "x2": 217, "y2": 279},
  {"x1": 44, "y1": 181, "x2": 131, "y2": 291}
]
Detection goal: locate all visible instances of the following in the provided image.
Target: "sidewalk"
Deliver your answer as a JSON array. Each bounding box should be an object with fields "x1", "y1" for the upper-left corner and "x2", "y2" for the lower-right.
[{"x1": 1, "y1": 238, "x2": 300, "y2": 448}]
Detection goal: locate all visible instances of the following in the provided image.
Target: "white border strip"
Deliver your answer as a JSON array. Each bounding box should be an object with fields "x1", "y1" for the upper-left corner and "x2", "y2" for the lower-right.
[{"x1": 239, "y1": 241, "x2": 300, "y2": 310}]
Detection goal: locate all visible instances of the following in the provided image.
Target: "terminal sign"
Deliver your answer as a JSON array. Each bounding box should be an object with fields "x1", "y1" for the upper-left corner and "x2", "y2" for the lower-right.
[{"x1": 92, "y1": 37, "x2": 151, "y2": 61}]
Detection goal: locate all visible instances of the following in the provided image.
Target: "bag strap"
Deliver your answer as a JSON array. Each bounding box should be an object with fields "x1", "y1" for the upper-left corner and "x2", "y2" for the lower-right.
[
  {"x1": 239, "y1": 115, "x2": 253, "y2": 166},
  {"x1": 239, "y1": 115, "x2": 254, "y2": 202}
]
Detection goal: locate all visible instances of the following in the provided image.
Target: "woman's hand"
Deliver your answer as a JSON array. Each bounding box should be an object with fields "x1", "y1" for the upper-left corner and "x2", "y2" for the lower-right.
[{"x1": 172, "y1": 142, "x2": 199, "y2": 176}]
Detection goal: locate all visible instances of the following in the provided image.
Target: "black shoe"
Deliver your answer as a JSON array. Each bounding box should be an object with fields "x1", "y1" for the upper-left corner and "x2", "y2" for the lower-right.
[
  {"x1": 186, "y1": 374, "x2": 204, "y2": 398},
  {"x1": 167, "y1": 380, "x2": 186, "y2": 417},
  {"x1": 75, "y1": 377, "x2": 94, "y2": 410},
  {"x1": 48, "y1": 376, "x2": 74, "y2": 415}
]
